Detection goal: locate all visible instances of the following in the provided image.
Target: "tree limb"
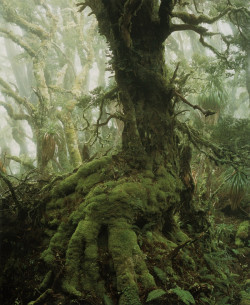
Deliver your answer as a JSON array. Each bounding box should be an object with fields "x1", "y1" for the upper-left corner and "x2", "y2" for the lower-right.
[
  {"x1": 170, "y1": 22, "x2": 218, "y2": 36},
  {"x1": 0, "y1": 28, "x2": 36, "y2": 57},
  {"x1": 0, "y1": 77, "x2": 35, "y2": 114},
  {"x1": 1, "y1": 0, "x2": 49, "y2": 39},
  {"x1": 119, "y1": 0, "x2": 143, "y2": 48},
  {"x1": 199, "y1": 35, "x2": 227, "y2": 61},
  {"x1": 174, "y1": 91, "x2": 216, "y2": 117},
  {"x1": 94, "y1": 113, "x2": 124, "y2": 127},
  {"x1": 6, "y1": 155, "x2": 36, "y2": 170},
  {"x1": 0, "y1": 101, "x2": 32, "y2": 122},
  {"x1": 171, "y1": 7, "x2": 232, "y2": 26}
]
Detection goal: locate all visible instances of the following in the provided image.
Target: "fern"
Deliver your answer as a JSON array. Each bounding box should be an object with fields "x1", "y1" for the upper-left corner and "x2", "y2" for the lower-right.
[
  {"x1": 170, "y1": 286, "x2": 195, "y2": 305},
  {"x1": 146, "y1": 289, "x2": 166, "y2": 303},
  {"x1": 153, "y1": 266, "x2": 168, "y2": 284}
]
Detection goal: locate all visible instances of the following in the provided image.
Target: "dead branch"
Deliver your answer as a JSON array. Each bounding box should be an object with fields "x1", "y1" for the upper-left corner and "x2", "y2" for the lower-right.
[
  {"x1": 174, "y1": 91, "x2": 216, "y2": 117},
  {"x1": 0, "y1": 171, "x2": 20, "y2": 207}
]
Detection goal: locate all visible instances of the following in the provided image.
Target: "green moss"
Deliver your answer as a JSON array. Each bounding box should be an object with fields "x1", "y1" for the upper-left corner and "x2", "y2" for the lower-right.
[
  {"x1": 52, "y1": 173, "x2": 78, "y2": 197},
  {"x1": 235, "y1": 221, "x2": 249, "y2": 247},
  {"x1": 119, "y1": 286, "x2": 141, "y2": 305},
  {"x1": 143, "y1": 170, "x2": 154, "y2": 178},
  {"x1": 76, "y1": 172, "x2": 106, "y2": 194},
  {"x1": 76, "y1": 156, "x2": 111, "y2": 178},
  {"x1": 46, "y1": 198, "x2": 64, "y2": 210},
  {"x1": 47, "y1": 218, "x2": 60, "y2": 228},
  {"x1": 109, "y1": 182, "x2": 146, "y2": 205},
  {"x1": 51, "y1": 157, "x2": 111, "y2": 198},
  {"x1": 41, "y1": 222, "x2": 74, "y2": 266},
  {"x1": 151, "y1": 232, "x2": 177, "y2": 251},
  {"x1": 62, "y1": 218, "x2": 104, "y2": 297},
  {"x1": 41, "y1": 160, "x2": 189, "y2": 301},
  {"x1": 155, "y1": 165, "x2": 168, "y2": 177},
  {"x1": 238, "y1": 221, "x2": 249, "y2": 238},
  {"x1": 62, "y1": 219, "x2": 86, "y2": 296},
  {"x1": 41, "y1": 249, "x2": 55, "y2": 265},
  {"x1": 108, "y1": 219, "x2": 155, "y2": 303},
  {"x1": 240, "y1": 290, "x2": 250, "y2": 305}
]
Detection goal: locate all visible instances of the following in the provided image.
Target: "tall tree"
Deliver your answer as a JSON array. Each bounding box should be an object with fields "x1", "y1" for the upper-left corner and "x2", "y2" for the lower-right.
[
  {"x1": 2, "y1": 1, "x2": 249, "y2": 305},
  {"x1": 35, "y1": 1, "x2": 248, "y2": 305}
]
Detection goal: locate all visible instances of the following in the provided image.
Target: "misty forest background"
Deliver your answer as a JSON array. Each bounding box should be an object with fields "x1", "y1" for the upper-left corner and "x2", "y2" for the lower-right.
[{"x1": 0, "y1": 0, "x2": 249, "y2": 305}]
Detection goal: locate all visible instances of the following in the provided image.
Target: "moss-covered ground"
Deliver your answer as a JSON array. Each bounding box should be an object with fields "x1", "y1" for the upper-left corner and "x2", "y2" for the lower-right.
[{"x1": 0, "y1": 156, "x2": 249, "y2": 305}]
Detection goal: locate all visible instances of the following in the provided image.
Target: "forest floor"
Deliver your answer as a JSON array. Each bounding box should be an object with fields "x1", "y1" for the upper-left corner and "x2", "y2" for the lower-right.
[{"x1": 0, "y1": 175, "x2": 249, "y2": 305}]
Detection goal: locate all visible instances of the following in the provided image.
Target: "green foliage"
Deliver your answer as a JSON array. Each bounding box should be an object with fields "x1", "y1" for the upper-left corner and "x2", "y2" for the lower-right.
[
  {"x1": 235, "y1": 220, "x2": 250, "y2": 247},
  {"x1": 214, "y1": 223, "x2": 235, "y2": 245},
  {"x1": 153, "y1": 266, "x2": 168, "y2": 284},
  {"x1": 103, "y1": 294, "x2": 114, "y2": 305},
  {"x1": 198, "y1": 80, "x2": 227, "y2": 111},
  {"x1": 212, "y1": 116, "x2": 250, "y2": 153},
  {"x1": 170, "y1": 287, "x2": 195, "y2": 305},
  {"x1": 146, "y1": 289, "x2": 166, "y2": 303},
  {"x1": 224, "y1": 167, "x2": 248, "y2": 210}
]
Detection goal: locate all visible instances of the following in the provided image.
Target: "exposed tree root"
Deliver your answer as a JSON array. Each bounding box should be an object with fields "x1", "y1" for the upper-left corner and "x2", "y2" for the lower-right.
[{"x1": 34, "y1": 155, "x2": 208, "y2": 304}]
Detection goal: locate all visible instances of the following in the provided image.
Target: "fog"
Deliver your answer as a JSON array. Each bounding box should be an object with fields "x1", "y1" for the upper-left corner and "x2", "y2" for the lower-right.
[{"x1": 0, "y1": 0, "x2": 249, "y2": 175}]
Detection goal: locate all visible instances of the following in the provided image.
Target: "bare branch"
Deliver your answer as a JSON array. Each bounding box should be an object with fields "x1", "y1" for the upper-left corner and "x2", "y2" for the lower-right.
[
  {"x1": 170, "y1": 22, "x2": 218, "y2": 36},
  {"x1": 0, "y1": 171, "x2": 20, "y2": 207},
  {"x1": 171, "y1": 7, "x2": 232, "y2": 26},
  {"x1": 170, "y1": 62, "x2": 180, "y2": 83},
  {"x1": 199, "y1": 35, "x2": 227, "y2": 60},
  {"x1": 174, "y1": 91, "x2": 216, "y2": 117},
  {"x1": 94, "y1": 113, "x2": 124, "y2": 127}
]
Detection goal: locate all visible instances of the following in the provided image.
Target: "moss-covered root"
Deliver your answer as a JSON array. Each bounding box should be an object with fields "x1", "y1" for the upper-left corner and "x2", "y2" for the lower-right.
[
  {"x1": 62, "y1": 218, "x2": 104, "y2": 297},
  {"x1": 108, "y1": 219, "x2": 156, "y2": 305}
]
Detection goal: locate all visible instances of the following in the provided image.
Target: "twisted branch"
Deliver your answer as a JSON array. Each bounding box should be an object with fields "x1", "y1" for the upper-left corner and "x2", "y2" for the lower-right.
[{"x1": 174, "y1": 91, "x2": 216, "y2": 117}]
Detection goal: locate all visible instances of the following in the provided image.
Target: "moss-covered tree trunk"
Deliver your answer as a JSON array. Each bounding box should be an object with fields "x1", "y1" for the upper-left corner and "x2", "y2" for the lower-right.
[{"x1": 35, "y1": 2, "x2": 203, "y2": 305}]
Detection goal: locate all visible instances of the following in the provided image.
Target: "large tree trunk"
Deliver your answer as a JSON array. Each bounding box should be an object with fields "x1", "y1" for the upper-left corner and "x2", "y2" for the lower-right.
[{"x1": 31, "y1": 2, "x2": 205, "y2": 305}]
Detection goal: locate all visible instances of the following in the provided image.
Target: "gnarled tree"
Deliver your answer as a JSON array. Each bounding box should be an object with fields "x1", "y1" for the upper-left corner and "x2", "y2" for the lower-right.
[{"x1": 19, "y1": 1, "x2": 246, "y2": 305}]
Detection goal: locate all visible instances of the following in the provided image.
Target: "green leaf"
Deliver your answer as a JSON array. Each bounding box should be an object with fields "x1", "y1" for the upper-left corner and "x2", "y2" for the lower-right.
[
  {"x1": 170, "y1": 287, "x2": 195, "y2": 305},
  {"x1": 146, "y1": 289, "x2": 166, "y2": 303}
]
